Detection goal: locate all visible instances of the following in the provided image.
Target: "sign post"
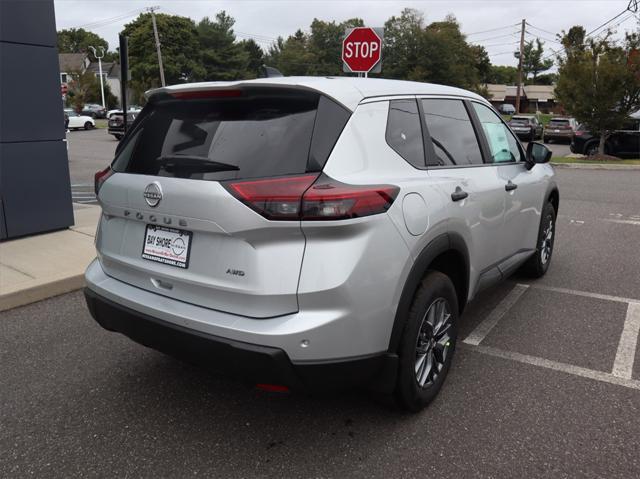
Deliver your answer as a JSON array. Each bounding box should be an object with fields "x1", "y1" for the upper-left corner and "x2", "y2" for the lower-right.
[{"x1": 342, "y1": 27, "x2": 383, "y2": 76}]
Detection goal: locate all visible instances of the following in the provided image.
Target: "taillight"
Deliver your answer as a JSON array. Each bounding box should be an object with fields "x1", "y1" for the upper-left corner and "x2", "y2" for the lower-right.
[
  {"x1": 224, "y1": 174, "x2": 399, "y2": 221},
  {"x1": 302, "y1": 176, "x2": 399, "y2": 220},
  {"x1": 574, "y1": 131, "x2": 584, "y2": 136},
  {"x1": 94, "y1": 167, "x2": 114, "y2": 195}
]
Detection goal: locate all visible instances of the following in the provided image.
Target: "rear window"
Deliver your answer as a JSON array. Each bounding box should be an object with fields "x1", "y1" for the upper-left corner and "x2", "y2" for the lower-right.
[
  {"x1": 112, "y1": 89, "x2": 349, "y2": 181},
  {"x1": 549, "y1": 119, "x2": 570, "y2": 127}
]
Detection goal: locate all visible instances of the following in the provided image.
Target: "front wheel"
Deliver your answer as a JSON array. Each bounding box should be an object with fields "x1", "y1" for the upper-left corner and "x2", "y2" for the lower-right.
[
  {"x1": 395, "y1": 271, "x2": 458, "y2": 412},
  {"x1": 521, "y1": 201, "x2": 556, "y2": 278},
  {"x1": 114, "y1": 134, "x2": 123, "y2": 140},
  {"x1": 84, "y1": 121, "x2": 94, "y2": 130}
]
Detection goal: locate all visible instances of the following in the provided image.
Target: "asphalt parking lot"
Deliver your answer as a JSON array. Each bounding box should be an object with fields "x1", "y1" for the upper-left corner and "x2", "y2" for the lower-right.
[{"x1": 2, "y1": 132, "x2": 639, "y2": 477}]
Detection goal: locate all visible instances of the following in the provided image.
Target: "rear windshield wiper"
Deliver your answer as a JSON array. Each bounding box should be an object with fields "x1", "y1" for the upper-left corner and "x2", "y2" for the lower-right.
[{"x1": 156, "y1": 155, "x2": 240, "y2": 173}]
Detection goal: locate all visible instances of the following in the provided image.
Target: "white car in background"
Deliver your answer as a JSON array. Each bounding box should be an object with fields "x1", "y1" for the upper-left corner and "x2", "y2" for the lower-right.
[{"x1": 65, "y1": 109, "x2": 95, "y2": 130}]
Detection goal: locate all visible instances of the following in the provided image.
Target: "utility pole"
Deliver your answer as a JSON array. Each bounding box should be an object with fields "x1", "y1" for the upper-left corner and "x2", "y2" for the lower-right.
[
  {"x1": 88, "y1": 46, "x2": 106, "y2": 109},
  {"x1": 515, "y1": 18, "x2": 526, "y2": 114},
  {"x1": 147, "y1": 6, "x2": 165, "y2": 87}
]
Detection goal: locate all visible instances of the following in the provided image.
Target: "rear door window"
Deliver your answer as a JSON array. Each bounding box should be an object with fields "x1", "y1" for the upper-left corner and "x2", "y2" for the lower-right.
[
  {"x1": 421, "y1": 99, "x2": 483, "y2": 166},
  {"x1": 112, "y1": 89, "x2": 347, "y2": 181},
  {"x1": 385, "y1": 99, "x2": 425, "y2": 168},
  {"x1": 472, "y1": 102, "x2": 523, "y2": 163}
]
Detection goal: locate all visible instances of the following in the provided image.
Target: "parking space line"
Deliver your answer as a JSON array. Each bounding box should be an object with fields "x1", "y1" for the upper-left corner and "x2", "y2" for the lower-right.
[
  {"x1": 526, "y1": 284, "x2": 640, "y2": 305},
  {"x1": 464, "y1": 344, "x2": 640, "y2": 392},
  {"x1": 612, "y1": 303, "x2": 640, "y2": 379},
  {"x1": 604, "y1": 219, "x2": 640, "y2": 226},
  {"x1": 463, "y1": 284, "x2": 529, "y2": 346}
]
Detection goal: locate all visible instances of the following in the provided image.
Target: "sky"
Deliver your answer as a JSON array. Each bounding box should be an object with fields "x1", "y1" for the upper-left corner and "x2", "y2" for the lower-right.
[{"x1": 53, "y1": 0, "x2": 640, "y2": 67}]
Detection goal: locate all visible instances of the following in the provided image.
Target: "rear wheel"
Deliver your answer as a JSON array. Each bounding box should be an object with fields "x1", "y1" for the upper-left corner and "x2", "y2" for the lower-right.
[
  {"x1": 521, "y1": 201, "x2": 556, "y2": 278},
  {"x1": 114, "y1": 134, "x2": 123, "y2": 140},
  {"x1": 395, "y1": 271, "x2": 458, "y2": 412},
  {"x1": 84, "y1": 121, "x2": 93, "y2": 130}
]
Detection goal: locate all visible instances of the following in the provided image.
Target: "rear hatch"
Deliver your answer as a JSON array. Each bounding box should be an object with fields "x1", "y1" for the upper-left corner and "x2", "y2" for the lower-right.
[
  {"x1": 96, "y1": 87, "x2": 350, "y2": 318},
  {"x1": 548, "y1": 119, "x2": 572, "y2": 131}
]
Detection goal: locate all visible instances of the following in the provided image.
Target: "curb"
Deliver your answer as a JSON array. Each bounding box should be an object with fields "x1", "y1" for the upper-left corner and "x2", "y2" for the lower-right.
[
  {"x1": 551, "y1": 162, "x2": 640, "y2": 170},
  {"x1": 0, "y1": 274, "x2": 85, "y2": 312}
]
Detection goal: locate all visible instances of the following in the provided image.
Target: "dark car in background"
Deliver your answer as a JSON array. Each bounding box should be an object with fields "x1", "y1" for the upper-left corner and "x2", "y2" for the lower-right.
[
  {"x1": 82, "y1": 103, "x2": 107, "y2": 119},
  {"x1": 508, "y1": 115, "x2": 543, "y2": 141},
  {"x1": 498, "y1": 103, "x2": 516, "y2": 115},
  {"x1": 107, "y1": 111, "x2": 138, "y2": 140},
  {"x1": 543, "y1": 118, "x2": 578, "y2": 144},
  {"x1": 571, "y1": 117, "x2": 640, "y2": 157}
]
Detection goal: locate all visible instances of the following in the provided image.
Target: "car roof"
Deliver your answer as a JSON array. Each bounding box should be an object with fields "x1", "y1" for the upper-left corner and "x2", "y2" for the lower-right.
[{"x1": 146, "y1": 76, "x2": 488, "y2": 111}]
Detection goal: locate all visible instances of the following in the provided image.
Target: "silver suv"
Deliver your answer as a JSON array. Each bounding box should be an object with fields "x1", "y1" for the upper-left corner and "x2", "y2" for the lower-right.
[{"x1": 85, "y1": 77, "x2": 558, "y2": 411}]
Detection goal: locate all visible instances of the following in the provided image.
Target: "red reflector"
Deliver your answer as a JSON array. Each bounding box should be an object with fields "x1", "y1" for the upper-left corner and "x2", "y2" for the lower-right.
[
  {"x1": 170, "y1": 89, "x2": 242, "y2": 99},
  {"x1": 574, "y1": 131, "x2": 584, "y2": 136},
  {"x1": 94, "y1": 166, "x2": 114, "y2": 195},
  {"x1": 256, "y1": 384, "x2": 290, "y2": 393},
  {"x1": 224, "y1": 174, "x2": 399, "y2": 221}
]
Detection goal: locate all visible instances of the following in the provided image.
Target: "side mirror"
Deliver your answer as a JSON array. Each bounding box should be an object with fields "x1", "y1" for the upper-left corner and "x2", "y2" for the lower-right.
[{"x1": 525, "y1": 142, "x2": 552, "y2": 170}]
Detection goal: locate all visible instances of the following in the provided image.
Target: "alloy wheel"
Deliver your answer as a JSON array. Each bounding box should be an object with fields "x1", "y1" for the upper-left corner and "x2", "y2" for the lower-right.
[
  {"x1": 414, "y1": 298, "x2": 453, "y2": 388},
  {"x1": 540, "y1": 218, "x2": 553, "y2": 264}
]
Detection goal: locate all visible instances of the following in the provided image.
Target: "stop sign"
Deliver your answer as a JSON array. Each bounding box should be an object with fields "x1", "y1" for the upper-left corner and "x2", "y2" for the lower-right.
[{"x1": 342, "y1": 27, "x2": 382, "y2": 73}]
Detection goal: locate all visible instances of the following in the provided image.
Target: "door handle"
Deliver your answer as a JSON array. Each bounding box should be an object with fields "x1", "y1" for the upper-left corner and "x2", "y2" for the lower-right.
[
  {"x1": 505, "y1": 181, "x2": 518, "y2": 192},
  {"x1": 451, "y1": 187, "x2": 469, "y2": 202}
]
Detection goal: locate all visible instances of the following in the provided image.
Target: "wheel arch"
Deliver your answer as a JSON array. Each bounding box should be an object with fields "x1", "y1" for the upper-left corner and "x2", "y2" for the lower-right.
[
  {"x1": 547, "y1": 187, "x2": 559, "y2": 215},
  {"x1": 388, "y1": 233, "x2": 470, "y2": 354}
]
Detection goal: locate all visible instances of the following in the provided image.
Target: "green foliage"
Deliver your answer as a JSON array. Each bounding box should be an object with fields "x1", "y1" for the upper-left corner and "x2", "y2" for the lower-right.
[
  {"x1": 86, "y1": 78, "x2": 118, "y2": 109},
  {"x1": 555, "y1": 29, "x2": 640, "y2": 154},
  {"x1": 196, "y1": 12, "x2": 248, "y2": 81},
  {"x1": 122, "y1": 13, "x2": 204, "y2": 99},
  {"x1": 265, "y1": 18, "x2": 364, "y2": 75},
  {"x1": 240, "y1": 39, "x2": 264, "y2": 78},
  {"x1": 67, "y1": 70, "x2": 97, "y2": 112},
  {"x1": 487, "y1": 65, "x2": 519, "y2": 84},
  {"x1": 520, "y1": 39, "x2": 554, "y2": 82},
  {"x1": 57, "y1": 28, "x2": 109, "y2": 53}
]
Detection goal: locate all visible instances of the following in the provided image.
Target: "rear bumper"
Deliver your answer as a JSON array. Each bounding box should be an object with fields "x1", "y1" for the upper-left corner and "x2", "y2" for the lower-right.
[
  {"x1": 544, "y1": 131, "x2": 573, "y2": 140},
  {"x1": 84, "y1": 287, "x2": 397, "y2": 392}
]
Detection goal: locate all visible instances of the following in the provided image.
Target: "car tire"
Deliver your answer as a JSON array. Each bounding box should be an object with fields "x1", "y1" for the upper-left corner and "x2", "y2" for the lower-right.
[
  {"x1": 114, "y1": 134, "x2": 123, "y2": 140},
  {"x1": 543, "y1": 136, "x2": 548, "y2": 144},
  {"x1": 529, "y1": 131, "x2": 535, "y2": 142},
  {"x1": 395, "y1": 271, "x2": 458, "y2": 412},
  {"x1": 84, "y1": 122, "x2": 94, "y2": 130},
  {"x1": 521, "y1": 201, "x2": 556, "y2": 278}
]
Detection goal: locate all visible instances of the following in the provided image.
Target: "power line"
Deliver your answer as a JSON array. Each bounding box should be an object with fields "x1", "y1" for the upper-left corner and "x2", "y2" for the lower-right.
[
  {"x1": 71, "y1": 8, "x2": 145, "y2": 30},
  {"x1": 469, "y1": 31, "x2": 520, "y2": 44},
  {"x1": 466, "y1": 23, "x2": 520, "y2": 37},
  {"x1": 525, "y1": 23, "x2": 558, "y2": 37}
]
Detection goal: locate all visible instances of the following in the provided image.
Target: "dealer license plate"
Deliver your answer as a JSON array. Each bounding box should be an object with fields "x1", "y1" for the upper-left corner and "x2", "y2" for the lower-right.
[{"x1": 142, "y1": 225, "x2": 192, "y2": 269}]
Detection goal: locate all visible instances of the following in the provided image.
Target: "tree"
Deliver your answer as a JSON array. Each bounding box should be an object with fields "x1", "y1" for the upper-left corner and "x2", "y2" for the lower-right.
[
  {"x1": 239, "y1": 39, "x2": 264, "y2": 78},
  {"x1": 122, "y1": 13, "x2": 203, "y2": 100},
  {"x1": 520, "y1": 39, "x2": 554, "y2": 82},
  {"x1": 383, "y1": 9, "x2": 424, "y2": 79},
  {"x1": 555, "y1": 29, "x2": 640, "y2": 155},
  {"x1": 57, "y1": 28, "x2": 108, "y2": 54},
  {"x1": 196, "y1": 12, "x2": 249, "y2": 81},
  {"x1": 413, "y1": 15, "x2": 485, "y2": 90},
  {"x1": 307, "y1": 18, "x2": 364, "y2": 75},
  {"x1": 66, "y1": 70, "x2": 97, "y2": 113},
  {"x1": 488, "y1": 65, "x2": 519, "y2": 84},
  {"x1": 265, "y1": 30, "x2": 316, "y2": 75}
]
